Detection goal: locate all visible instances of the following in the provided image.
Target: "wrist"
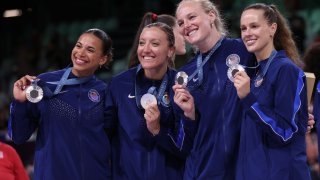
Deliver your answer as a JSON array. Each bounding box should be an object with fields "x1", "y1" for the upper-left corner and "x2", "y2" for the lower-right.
[
  {"x1": 184, "y1": 107, "x2": 196, "y2": 120},
  {"x1": 151, "y1": 127, "x2": 160, "y2": 136}
]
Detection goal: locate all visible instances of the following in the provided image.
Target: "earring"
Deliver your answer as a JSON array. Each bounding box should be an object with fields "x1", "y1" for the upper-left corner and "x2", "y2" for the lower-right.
[{"x1": 210, "y1": 21, "x2": 214, "y2": 28}]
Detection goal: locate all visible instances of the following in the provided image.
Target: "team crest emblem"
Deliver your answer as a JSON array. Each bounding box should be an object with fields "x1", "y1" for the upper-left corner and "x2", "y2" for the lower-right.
[
  {"x1": 255, "y1": 75, "x2": 264, "y2": 87},
  {"x1": 88, "y1": 89, "x2": 100, "y2": 102},
  {"x1": 161, "y1": 92, "x2": 170, "y2": 107}
]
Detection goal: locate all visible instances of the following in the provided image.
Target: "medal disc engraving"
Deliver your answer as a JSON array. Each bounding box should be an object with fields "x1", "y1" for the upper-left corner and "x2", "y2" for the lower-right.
[
  {"x1": 226, "y1": 54, "x2": 240, "y2": 67},
  {"x1": 26, "y1": 85, "x2": 43, "y2": 103},
  {"x1": 227, "y1": 64, "x2": 245, "y2": 82},
  {"x1": 175, "y1": 71, "x2": 188, "y2": 87},
  {"x1": 140, "y1": 93, "x2": 157, "y2": 109}
]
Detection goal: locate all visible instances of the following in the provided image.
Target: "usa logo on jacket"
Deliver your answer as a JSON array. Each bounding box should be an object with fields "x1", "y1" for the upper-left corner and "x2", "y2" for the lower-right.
[{"x1": 88, "y1": 89, "x2": 100, "y2": 102}]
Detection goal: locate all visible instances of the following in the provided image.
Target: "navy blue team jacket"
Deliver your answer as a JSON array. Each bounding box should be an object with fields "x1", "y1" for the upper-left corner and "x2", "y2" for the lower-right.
[
  {"x1": 105, "y1": 66, "x2": 198, "y2": 180},
  {"x1": 9, "y1": 68, "x2": 111, "y2": 180},
  {"x1": 236, "y1": 51, "x2": 310, "y2": 180},
  {"x1": 315, "y1": 81, "x2": 320, "y2": 165},
  {"x1": 180, "y1": 38, "x2": 255, "y2": 179}
]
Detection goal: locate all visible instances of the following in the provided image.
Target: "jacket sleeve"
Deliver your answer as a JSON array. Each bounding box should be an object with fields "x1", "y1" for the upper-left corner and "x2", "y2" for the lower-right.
[
  {"x1": 8, "y1": 101, "x2": 39, "y2": 144},
  {"x1": 153, "y1": 90, "x2": 199, "y2": 159},
  {"x1": 103, "y1": 83, "x2": 118, "y2": 139},
  {"x1": 314, "y1": 81, "x2": 320, "y2": 164},
  {"x1": 241, "y1": 67, "x2": 308, "y2": 145}
]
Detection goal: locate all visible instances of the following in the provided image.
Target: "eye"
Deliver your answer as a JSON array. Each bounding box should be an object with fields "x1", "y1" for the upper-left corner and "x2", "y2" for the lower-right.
[
  {"x1": 87, "y1": 48, "x2": 95, "y2": 53},
  {"x1": 240, "y1": 26, "x2": 247, "y2": 32},
  {"x1": 251, "y1": 24, "x2": 258, "y2": 29},
  {"x1": 177, "y1": 21, "x2": 184, "y2": 27},
  {"x1": 189, "y1": 15, "x2": 196, "y2": 20},
  {"x1": 152, "y1": 42, "x2": 159, "y2": 46},
  {"x1": 75, "y1": 43, "x2": 82, "y2": 48},
  {"x1": 138, "y1": 41, "x2": 145, "y2": 46}
]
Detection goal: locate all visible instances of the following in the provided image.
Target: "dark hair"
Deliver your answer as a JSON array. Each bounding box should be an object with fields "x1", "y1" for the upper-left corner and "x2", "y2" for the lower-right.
[
  {"x1": 128, "y1": 12, "x2": 176, "y2": 68},
  {"x1": 85, "y1": 28, "x2": 113, "y2": 63},
  {"x1": 303, "y1": 42, "x2": 320, "y2": 99},
  {"x1": 243, "y1": 3, "x2": 301, "y2": 66}
]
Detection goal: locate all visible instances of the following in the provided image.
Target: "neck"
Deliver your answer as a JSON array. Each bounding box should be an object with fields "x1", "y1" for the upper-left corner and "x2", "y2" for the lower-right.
[
  {"x1": 71, "y1": 68, "x2": 93, "y2": 78},
  {"x1": 198, "y1": 31, "x2": 222, "y2": 53},
  {"x1": 144, "y1": 66, "x2": 167, "y2": 80},
  {"x1": 255, "y1": 44, "x2": 275, "y2": 62}
]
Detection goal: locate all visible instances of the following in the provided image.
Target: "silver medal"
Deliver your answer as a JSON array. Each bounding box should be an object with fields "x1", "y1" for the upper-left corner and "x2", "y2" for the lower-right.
[
  {"x1": 175, "y1": 71, "x2": 188, "y2": 87},
  {"x1": 227, "y1": 64, "x2": 245, "y2": 82},
  {"x1": 226, "y1": 54, "x2": 240, "y2": 67},
  {"x1": 140, "y1": 93, "x2": 157, "y2": 109},
  {"x1": 26, "y1": 80, "x2": 43, "y2": 103}
]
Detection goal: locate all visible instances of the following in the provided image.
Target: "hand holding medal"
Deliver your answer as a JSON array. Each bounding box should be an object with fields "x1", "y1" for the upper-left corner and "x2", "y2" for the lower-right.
[
  {"x1": 140, "y1": 93, "x2": 157, "y2": 109},
  {"x1": 226, "y1": 54, "x2": 246, "y2": 82},
  {"x1": 175, "y1": 71, "x2": 188, "y2": 88},
  {"x1": 13, "y1": 75, "x2": 38, "y2": 103},
  {"x1": 25, "y1": 79, "x2": 43, "y2": 103}
]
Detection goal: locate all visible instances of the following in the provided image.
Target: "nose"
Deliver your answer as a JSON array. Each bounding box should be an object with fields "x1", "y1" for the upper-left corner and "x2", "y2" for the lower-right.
[
  {"x1": 241, "y1": 28, "x2": 251, "y2": 38},
  {"x1": 184, "y1": 20, "x2": 191, "y2": 29},
  {"x1": 77, "y1": 48, "x2": 86, "y2": 56},
  {"x1": 142, "y1": 43, "x2": 151, "y2": 52}
]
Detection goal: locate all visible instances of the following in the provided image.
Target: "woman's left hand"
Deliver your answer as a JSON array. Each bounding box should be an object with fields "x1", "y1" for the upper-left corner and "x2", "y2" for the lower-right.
[
  {"x1": 144, "y1": 104, "x2": 161, "y2": 136},
  {"x1": 307, "y1": 113, "x2": 315, "y2": 133}
]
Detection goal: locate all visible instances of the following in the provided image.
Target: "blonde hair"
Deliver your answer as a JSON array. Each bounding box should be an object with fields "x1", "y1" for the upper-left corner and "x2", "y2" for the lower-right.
[{"x1": 176, "y1": 0, "x2": 227, "y2": 36}]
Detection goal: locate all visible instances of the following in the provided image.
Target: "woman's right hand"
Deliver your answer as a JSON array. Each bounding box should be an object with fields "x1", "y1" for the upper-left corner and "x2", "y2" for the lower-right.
[
  {"x1": 13, "y1": 75, "x2": 36, "y2": 102},
  {"x1": 233, "y1": 71, "x2": 250, "y2": 99},
  {"x1": 173, "y1": 84, "x2": 196, "y2": 120}
]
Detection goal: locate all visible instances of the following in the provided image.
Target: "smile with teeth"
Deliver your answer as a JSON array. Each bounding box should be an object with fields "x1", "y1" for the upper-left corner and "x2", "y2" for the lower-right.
[
  {"x1": 246, "y1": 39, "x2": 256, "y2": 45},
  {"x1": 75, "y1": 58, "x2": 87, "y2": 64},
  {"x1": 187, "y1": 29, "x2": 197, "y2": 36},
  {"x1": 143, "y1": 56, "x2": 154, "y2": 60}
]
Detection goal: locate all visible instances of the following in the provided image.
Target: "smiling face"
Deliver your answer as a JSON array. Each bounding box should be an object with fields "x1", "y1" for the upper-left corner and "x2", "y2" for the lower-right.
[
  {"x1": 176, "y1": 1, "x2": 215, "y2": 51},
  {"x1": 240, "y1": 9, "x2": 276, "y2": 60},
  {"x1": 137, "y1": 26, "x2": 174, "y2": 79},
  {"x1": 71, "y1": 33, "x2": 107, "y2": 77}
]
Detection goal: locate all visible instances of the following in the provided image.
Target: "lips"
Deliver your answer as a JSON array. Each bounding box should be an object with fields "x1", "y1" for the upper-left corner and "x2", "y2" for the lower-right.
[
  {"x1": 142, "y1": 55, "x2": 154, "y2": 61},
  {"x1": 74, "y1": 58, "x2": 87, "y2": 65},
  {"x1": 186, "y1": 29, "x2": 197, "y2": 37},
  {"x1": 245, "y1": 38, "x2": 257, "y2": 46}
]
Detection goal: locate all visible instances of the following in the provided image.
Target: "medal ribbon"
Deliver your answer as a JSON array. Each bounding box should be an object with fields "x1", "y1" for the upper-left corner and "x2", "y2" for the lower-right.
[
  {"x1": 187, "y1": 37, "x2": 224, "y2": 85},
  {"x1": 257, "y1": 50, "x2": 277, "y2": 80},
  {"x1": 31, "y1": 79, "x2": 40, "y2": 87},
  {"x1": 135, "y1": 65, "x2": 169, "y2": 108},
  {"x1": 47, "y1": 67, "x2": 93, "y2": 95},
  {"x1": 242, "y1": 63, "x2": 260, "y2": 69}
]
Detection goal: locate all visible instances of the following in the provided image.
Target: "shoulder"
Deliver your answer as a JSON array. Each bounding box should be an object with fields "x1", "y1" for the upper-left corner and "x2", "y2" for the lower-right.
[
  {"x1": 0, "y1": 142, "x2": 17, "y2": 155},
  {"x1": 273, "y1": 51, "x2": 301, "y2": 73},
  {"x1": 37, "y1": 68, "x2": 68, "y2": 81},
  {"x1": 222, "y1": 37, "x2": 246, "y2": 49},
  {"x1": 107, "y1": 67, "x2": 136, "y2": 90},
  {"x1": 111, "y1": 67, "x2": 136, "y2": 81}
]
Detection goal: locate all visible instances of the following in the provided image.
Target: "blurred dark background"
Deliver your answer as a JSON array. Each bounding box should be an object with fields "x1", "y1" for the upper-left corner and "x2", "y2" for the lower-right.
[{"x1": 1, "y1": 0, "x2": 320, "y2": 179}]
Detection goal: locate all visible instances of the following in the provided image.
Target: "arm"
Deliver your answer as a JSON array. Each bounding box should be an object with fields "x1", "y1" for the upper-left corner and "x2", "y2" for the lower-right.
[
  {"x1": 8, "y1": 75, "x2": 40, "y2": 144},
  {"x1": 241, "y1": 67, "x2": 308, "y2": 144},
  {"x1": 145, "y1": 84, "x2": 198, "y2": 158},
  {"x1": 314, "y1": 81, "x2": 320, "y2": 164},
  {"x1": 7, "y1": 145, "x2": 30, "y2": 180},
  {"x1": 103, "y1": 84, "x2": 118, "y2": 139}
]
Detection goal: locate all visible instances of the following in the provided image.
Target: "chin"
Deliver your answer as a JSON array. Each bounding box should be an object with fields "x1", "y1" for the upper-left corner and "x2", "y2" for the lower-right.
[{"x1": 245, "y1": 46, "x2": 256, "y2": 53}]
